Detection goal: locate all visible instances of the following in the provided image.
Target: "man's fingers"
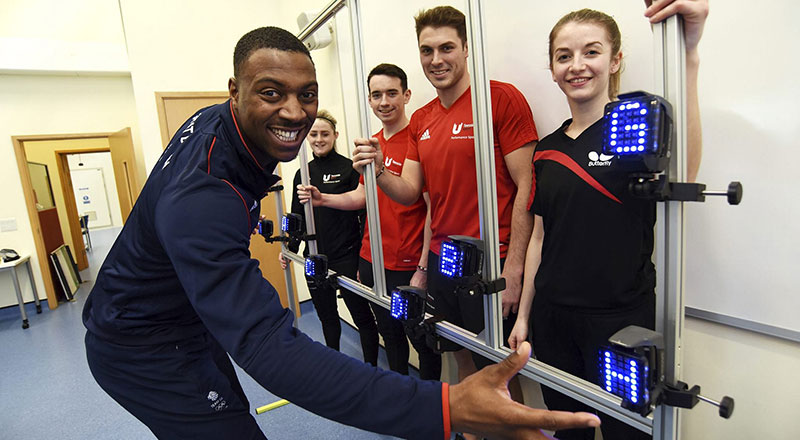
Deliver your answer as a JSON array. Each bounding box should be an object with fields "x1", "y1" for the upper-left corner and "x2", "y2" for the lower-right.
[
  {"x1": 537, "y1": 410, "x2": 601, "y2": 431},
  {"x1": 495, "y1": 341, "x2": 532, "y2": 383}
]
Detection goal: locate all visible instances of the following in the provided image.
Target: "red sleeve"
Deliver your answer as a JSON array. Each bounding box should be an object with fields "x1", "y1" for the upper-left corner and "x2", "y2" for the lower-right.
[
  {"x1": 441, "y1": 382, "x2": 451, "y2": 440},
  {"x1": 491, "y1": 82, "x2": 539, "y2": 156},
  {"x1": 406, "y1": 110, "x2": 422, "y2": 162}
]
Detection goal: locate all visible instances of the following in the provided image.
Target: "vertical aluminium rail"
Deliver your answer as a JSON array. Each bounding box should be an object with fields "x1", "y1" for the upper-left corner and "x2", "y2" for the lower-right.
[
  {"x1": 295, "y1": 0, "x2": 347, "y2": 255},
  {"x1": 465, "y1": 0, "x2": 503, "y2": 350},
  {"x1": 279, "y1": 0, "x2": 347, "y2": 314},
  {"x1": 275, "y1": 190, "x2": 298, "y2": 327},
  {"x1": 652, "y1": 16, "x2": 688, "y2": 440},
  {"x1": 346, "y1": 0, "x2": 388, "y2": 301},
  {"x1": 286, "y1": 0, "x2": 387, "y2": 304}
]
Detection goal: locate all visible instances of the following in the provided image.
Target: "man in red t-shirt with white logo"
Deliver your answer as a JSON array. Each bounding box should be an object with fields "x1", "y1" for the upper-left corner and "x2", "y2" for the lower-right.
[
  {"x1": 297, "y1": 63, "x2": 441, "y2": 379},
  {"x1": 352, "y1": 6, "x2": 538, "y2": 411}
]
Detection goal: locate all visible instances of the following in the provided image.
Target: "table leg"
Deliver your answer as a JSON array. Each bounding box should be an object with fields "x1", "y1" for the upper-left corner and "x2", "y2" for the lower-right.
[
  {"x1": 11, "y1": 267, "x2": 29, "y2": 329},
  {"x1": 25, "y1": 260, "x2": 42, "y2": 313}
]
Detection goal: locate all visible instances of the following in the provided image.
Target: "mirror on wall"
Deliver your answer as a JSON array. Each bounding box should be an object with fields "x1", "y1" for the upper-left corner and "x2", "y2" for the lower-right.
[{"x1": 27, "y1": 161, "x2": 56, "y2": 211}]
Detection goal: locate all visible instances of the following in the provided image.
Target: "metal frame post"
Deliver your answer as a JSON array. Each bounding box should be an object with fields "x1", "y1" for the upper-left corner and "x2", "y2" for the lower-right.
[
  {"x1": 294, "y1": 0, "x2": 347, "y2": 256},
  {"x1": 279, "y1": 0, "x2": 348, "y2": 320},
  {"x1": 275, "y1": 189, "x2": 298, "y2": 327},
  {"x1": 465, "y1": 0, "x2": 503, "y2": 351},
  {"x1": 346, "y1": 0, "x2": 388, "y2": 301},
  {"x1": 652, "y1": 16, "x2": 688, "y2": 440}
]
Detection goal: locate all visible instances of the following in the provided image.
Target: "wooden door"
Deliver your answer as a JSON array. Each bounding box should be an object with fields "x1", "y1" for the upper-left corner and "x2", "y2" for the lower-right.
[
  {"x1": 156, "y1": 92, "x2": 296, "y2": 313},
  {"x1": 108, "y1": 128, "x2": 140, "y2": 223}
]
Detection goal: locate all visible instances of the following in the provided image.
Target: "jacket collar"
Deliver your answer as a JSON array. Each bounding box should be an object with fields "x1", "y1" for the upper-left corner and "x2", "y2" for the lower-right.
[{"x1": 218, "y1": 100, "x2": 281, "y2": 198}]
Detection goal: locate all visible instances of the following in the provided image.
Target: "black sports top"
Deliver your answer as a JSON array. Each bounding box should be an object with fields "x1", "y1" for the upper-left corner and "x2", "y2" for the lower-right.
[{"x1": 530, "y1": 118, "x2": 655, "y2": 310}]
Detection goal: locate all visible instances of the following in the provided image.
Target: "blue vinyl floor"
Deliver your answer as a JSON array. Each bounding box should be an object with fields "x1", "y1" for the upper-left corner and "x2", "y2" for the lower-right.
[{"x1": 0, "y1": 227, "x2": 403, "y2": 439}]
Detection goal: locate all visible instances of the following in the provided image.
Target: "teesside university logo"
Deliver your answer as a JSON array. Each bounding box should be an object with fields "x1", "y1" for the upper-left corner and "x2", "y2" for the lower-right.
[
  {"x1": 452, "y1": 122, "x2": 474, "y2": 135},
  {"x1": 323, "y1": 173, "x2": 342, "y2": 183}
]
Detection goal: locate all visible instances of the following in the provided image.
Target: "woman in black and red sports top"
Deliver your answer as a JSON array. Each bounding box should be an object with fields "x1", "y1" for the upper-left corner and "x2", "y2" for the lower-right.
[
  {"x1": 280, "y1": 110, "x2": 379, "y2": 366},
  {"x1": 509, "y1": 1, "x2": 708, "y2": 439}
]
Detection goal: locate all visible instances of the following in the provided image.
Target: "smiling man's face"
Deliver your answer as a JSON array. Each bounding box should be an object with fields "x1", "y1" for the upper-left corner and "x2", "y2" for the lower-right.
[{"x1": 229, "y1": 48, "x2": 318, "y2": 162}]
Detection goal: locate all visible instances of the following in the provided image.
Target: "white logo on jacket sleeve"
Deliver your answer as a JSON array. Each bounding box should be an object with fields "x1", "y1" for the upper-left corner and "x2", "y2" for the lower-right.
[
  {"x1": 588, "y1": 151, "x2": 614, "y2": 167},
  {"x1": 179, "y1": 112, "x2": 202, "y2": 144},
  {"x1": 162, "y1": 153, "x2": 173, "y2": 169}
]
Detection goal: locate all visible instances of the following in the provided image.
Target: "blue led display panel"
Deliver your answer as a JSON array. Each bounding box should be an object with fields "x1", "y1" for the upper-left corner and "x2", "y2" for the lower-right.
[
  {"x1": 440, "y1": 241, "x2": 464, "y2": 278},
  {"x1": 304, "y1": 258, "x2": 316, "y2": 277},
  {"x1": 390, "y1": 291, "x2": 408, "y2": 320},
  {"x1": 601, "y1": 91, "x2": 673, "y2": 174},
  {"x1": 281, "y1": 216, "x2": 289, "y2": 233},
  {"x1": 604, "y1": 100, "x2": 655, "y2": 156},
  {"x1": 599, "y1": 347, "x2": 650, "y2": 413}
]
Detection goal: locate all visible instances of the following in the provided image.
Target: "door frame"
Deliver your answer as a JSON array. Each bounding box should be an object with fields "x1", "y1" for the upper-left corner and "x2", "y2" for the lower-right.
[
  {"x1": 12, "y1": 130, "x2": 139, "y2": 309},
  {"x1": 55, "y1": 148, "x2": 110, "y2": 270}
]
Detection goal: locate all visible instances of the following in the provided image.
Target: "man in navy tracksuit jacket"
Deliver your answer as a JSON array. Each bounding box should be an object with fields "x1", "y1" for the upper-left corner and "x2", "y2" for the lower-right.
[{"x1": 82, "y1": 26, "x2": 598, "y2": 440}]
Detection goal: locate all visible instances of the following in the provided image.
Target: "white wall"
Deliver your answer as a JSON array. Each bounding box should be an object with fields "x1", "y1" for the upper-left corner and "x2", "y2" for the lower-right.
[
  {"x1": 0, "y1": 0, "x2": 141, "y2": 308},
  {"x1": 0, "y1": 74, "x2": 140, "y2": 308},
  {"x1": 0, "y1": 0, "x2": 128, "y2": 73}
]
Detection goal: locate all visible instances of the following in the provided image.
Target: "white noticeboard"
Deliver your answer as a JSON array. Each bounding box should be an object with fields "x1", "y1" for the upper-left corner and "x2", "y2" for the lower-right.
[{"x1": 72, "y1": 168, "x2": 113, "y2": 229}]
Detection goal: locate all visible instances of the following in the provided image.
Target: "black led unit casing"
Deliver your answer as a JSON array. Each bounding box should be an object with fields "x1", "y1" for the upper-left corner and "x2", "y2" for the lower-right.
[
  {"x1": 599, "y1": 345, "x2": 656, "y2": 416},
  {"x1": 439, "y1": 235, "x2": 484, "y2": 280},
  {"x1": 390, "y1": 286, "x2": 427, "y2": 325},
  {"x1": 257, "y1": 219, "x2": 273, "y2": 239},
  {"x1": 281, "y1": 213, "x2": 304, "y2": 236},
  {"x1": 603, "y1": 91, "x2": 673, "y2": 174},
  {"x1": 304, "y1": 254, "x2": 328, "y2": 287}
]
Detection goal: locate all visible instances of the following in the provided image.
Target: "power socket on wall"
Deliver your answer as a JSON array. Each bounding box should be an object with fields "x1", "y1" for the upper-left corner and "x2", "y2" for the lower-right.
[{"x1": 0, "y1": 218, "x2": 18, "y2": 232}]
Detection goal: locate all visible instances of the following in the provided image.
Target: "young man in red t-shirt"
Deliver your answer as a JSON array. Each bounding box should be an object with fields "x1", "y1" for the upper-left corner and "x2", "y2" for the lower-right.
[
  {"x1": 352, "y1": 6, "x2": 538, "y2": 411},
  {"x1": 297, "y1": 63, "x2": 441, "y2": 379}
]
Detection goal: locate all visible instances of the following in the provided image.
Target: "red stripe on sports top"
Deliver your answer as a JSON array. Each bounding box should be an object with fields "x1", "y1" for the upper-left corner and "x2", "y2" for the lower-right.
[
  {"x1": 228, "y1": 100, "x2": 264, "y2": 171},
  {"x1": 527, "y1": 161, "x2": 536, "y2": 211},
  {"x1": 206, "y1": 137, "x2": 217, "y2": 174},
  {"x1": 441, "y1": 383, "x2": 451, "y2": 440},
  {"x1": 534, "y1": 150, "x2": 621, "y2": 204},
  {"x1": 220, "y1": 179, "x2": 252, "y2": 231}
]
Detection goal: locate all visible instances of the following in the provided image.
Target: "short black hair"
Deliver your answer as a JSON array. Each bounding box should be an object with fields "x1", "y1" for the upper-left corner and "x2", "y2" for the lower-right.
[
  {"x1": 414, "y1": 6, "x2": 467, "y2": 46},
  {"x1": 367, "y1": 63, "x2": 408, "y2": 92},
  {"x1": 233, "y1": 26, "x2": 312, "y2": 77}
]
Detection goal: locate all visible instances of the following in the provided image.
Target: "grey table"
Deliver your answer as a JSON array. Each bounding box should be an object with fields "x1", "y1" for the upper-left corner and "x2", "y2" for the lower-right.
[{"x1": 1, "y1": 254, "x2": 42, "y2": 329}]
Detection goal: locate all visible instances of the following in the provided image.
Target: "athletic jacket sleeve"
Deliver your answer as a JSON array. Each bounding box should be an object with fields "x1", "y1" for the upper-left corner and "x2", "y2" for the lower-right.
[{"x1": 153, "y1": 177, "x2": 448, "y2": 439}]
